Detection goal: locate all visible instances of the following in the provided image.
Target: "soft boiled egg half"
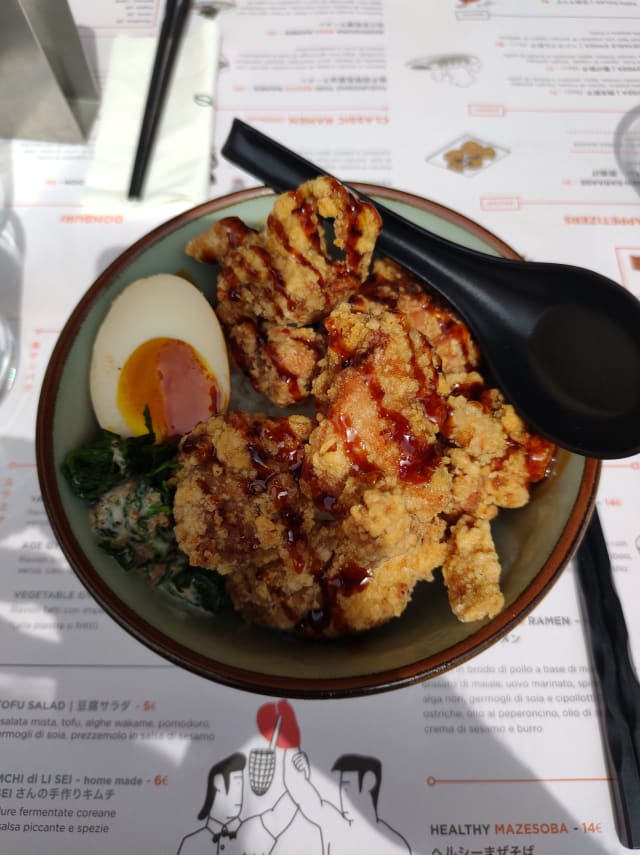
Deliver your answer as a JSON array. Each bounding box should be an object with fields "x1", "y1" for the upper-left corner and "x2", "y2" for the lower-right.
[{"x1": 90, "y1": 274, "x2": 230, "y2": 442}]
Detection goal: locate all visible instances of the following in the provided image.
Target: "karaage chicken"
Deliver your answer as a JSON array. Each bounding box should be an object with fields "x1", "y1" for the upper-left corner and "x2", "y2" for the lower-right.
[
  {"x1": 174, "y1": 180, "x2": 555, "y2": 637},
  {"x1": 186, "y1": 175, "x2": 382, "y2": 406}
]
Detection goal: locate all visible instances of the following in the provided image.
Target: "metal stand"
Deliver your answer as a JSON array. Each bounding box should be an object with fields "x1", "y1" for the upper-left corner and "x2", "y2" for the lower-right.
[{"x1": 0, "y1": 0, "x2": 99, "y2": 142}]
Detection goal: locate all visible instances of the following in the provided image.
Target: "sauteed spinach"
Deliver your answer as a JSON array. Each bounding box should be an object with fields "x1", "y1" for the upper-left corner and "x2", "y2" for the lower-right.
[{"x1": 63, "y1": 410, "x2": 228, "y2": 614}]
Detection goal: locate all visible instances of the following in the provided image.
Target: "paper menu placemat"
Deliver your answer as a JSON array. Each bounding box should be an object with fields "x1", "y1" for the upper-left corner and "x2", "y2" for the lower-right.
[{"x1": 1, "y1": 0, "x2": 640, "y2": 852}]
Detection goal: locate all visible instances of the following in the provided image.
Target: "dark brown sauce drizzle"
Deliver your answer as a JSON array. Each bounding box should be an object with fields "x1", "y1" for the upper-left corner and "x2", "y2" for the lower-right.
[
  {"x1": 238, "y1": 417, "x2": 309, "y2": 573},
  {"x1": 258, "y1": 327, "x2": 325, "y2": 401},
  {"x1": 342, "y1": 193, "x2": 365, "y2": 270},
  {"x1": 268, "y1": 213, "x2": 318, "y2": 273},
  {"x1": 300, "y1": 461, "x2": 340, "y2": 515},
  {"x1": 253, "y1": 245, "x2": 292, "y2": 311},
  {"x1": 296, "y1": 558, "x2": 372, "y2": 635},
  {"x1": 324, "y1": 318, "x2": 444, "y2": 486},
  {"x1": 292, "y1": 194, "x2": 323, "y2": 253},
  {"x1": 434, "y1": 313, "x2": 474, "y2": 366},
  {"x1": 268, "y1": 180, "x2": 369, "y2": 284},
  {"x1": 181, "y1": 431, "x2": 217, "y2": 463},
  {"x1": 220, "y1": 217, "x2": 255, "y2": 250},
  {"x1": 221, "y1": 266, "x2": 244, "y2": 303},
  {"x1": 332, "y1": 410, "x2": 379, "y2": 475},
  {"x1": 358, "y1": 274, "x2": 477, "y2": 373}
]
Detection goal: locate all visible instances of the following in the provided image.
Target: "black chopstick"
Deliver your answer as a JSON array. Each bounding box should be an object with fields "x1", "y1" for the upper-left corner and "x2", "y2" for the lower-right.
[
  {"x1": 575, "y1": 508, "x2": 640, "y2": 849},
  {"x1": 128, "y1": 0, "x2": 192, "y2": 199}
]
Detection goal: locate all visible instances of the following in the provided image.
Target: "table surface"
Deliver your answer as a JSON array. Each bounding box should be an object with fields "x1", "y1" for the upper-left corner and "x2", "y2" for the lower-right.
[{"x1": 1, "y1": 2, "x2": 639, "y2": 853}]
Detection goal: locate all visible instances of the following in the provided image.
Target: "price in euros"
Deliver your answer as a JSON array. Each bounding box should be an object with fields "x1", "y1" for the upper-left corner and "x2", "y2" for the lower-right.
[
  {"x1": 580, "y1": 822, "x2": 602, "y2": 833},
  {"x1": 154, "y1": 775, "x2": 169, "y2": 786}
]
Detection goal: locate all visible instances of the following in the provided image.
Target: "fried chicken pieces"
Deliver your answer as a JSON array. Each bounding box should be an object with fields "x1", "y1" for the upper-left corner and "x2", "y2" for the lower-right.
[
  {"x1": 186, "y1": 175, "x2": 381, "y2": 406},
  {"x1": 174, "y1": 178, "x2": 555, "y2": 637}
]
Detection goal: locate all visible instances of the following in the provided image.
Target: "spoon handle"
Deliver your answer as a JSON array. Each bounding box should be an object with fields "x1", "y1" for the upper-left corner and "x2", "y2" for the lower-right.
[
  {"x1": 221, "y1": 119, "x2": 560, "y2": 330},
  {"x1": 576, "y1": 509, "x2": 640, "y2": 849},
  {"x1": 222, "y1": 119, "x2": 489, "y2": 278},
  {"x1": 222, "y1": 118, "x2": 317, "y2": 197}
]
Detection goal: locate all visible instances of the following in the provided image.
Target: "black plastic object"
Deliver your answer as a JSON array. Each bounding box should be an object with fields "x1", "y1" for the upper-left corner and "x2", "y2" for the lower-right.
[
  {"x1": 128, "y1": 0, "x2": 191, "y2": 199},
  {"x1": 221, "y1": 119, "x2": 640, "y2": 459},
  {"x1": 576, "y1": 510, "x2": 640, "y2": 849}
]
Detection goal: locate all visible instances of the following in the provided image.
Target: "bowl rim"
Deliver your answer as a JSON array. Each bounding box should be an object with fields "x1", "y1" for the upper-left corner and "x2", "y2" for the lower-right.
[{"x1": 35, "y1": 183, "x2": 601, "y2": 699}]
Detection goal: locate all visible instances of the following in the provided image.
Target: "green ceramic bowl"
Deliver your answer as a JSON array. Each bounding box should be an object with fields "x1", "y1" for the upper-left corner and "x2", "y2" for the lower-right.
[{"x1": 36, "y1": 185, "x2": 599, "y2": 698}]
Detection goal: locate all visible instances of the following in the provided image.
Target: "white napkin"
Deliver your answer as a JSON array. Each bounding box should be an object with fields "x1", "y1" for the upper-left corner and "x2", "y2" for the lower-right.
[{"x1": 83, "y1": 13, "x2": 219, "y2": 209}]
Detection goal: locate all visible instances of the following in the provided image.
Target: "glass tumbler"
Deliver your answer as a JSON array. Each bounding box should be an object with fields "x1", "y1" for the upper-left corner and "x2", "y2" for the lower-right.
[{"x1": 0, "y1": 142, "x2": 20, "y2": 402}]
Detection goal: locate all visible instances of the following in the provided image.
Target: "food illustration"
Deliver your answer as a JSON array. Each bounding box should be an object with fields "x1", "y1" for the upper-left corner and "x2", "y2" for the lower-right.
[
  {"x1": 444, "y1": 139, "x2": 495, "y2": 172},
  {"x1": 66, "y1": 177, "x2": 555, "y2": 638},
  {"x1": 407, "y1": 53, "x2": 481, "y2": 87},
  {"x1": 427, "y1": 133, "x2": 508, "y2": 176}
]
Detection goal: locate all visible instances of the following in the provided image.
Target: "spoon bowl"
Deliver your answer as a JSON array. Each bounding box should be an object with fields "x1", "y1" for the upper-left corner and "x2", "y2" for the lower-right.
[{"x1": 222, "y1": 119, "x2": 640, "y2": 459}]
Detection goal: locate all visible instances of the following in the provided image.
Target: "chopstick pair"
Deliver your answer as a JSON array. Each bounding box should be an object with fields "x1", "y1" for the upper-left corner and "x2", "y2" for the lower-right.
[
  {"x1": 128, "y1": 0, "x2": 192, "y2": 199},
  {"x1": 575, "y1": 508, "x2": 640, "y2": 849}
]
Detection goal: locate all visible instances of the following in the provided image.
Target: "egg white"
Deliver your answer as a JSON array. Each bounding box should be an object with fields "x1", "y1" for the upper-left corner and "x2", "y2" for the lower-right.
[{"x1": 90, "y1": 273, "x2": 230, "y2": 437}]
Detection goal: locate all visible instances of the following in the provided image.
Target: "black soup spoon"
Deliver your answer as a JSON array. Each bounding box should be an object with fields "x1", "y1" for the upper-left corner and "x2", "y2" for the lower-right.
[{"x1": 221, "y1": 119, "x2": 640, "y2": 460}]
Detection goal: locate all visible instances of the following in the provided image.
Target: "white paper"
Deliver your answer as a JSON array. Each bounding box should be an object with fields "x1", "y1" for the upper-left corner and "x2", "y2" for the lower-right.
[
  {"x1": 83, "y1": 16, "x2": 220, "y2": 209},
  {"x1": 1, "y1": 1, "x2": 639, "y2": 853}
]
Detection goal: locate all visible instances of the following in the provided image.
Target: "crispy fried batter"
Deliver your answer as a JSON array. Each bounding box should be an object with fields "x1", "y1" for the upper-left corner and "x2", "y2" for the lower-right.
[
  {"x1": 352, "y1": 257, "x2": 481, "y2": 376},
  {"x1": 225, "y1": 520, "x2": 448, "y2": 636},
  {"x1": 186, "y1": 216, "x2": 254, "y2": 264},
  {"x1": 442, "y1": 515, "x2": 504, "y2": 621},
  {"x1": 186, "y1": 177, "x2": 381, "y2": 406},
  {"x1": 176, "y1": 183, "x2": 555, "y2": 637},
  {"x1": 302, "y1": 303, "x2": 448, "y2": 520},
  {"x1": 223, "y1": 312, "x2": 325, "y2": 407},
  {"x1": 173, "y1": 413, "x2": 316, "y2": 577}
]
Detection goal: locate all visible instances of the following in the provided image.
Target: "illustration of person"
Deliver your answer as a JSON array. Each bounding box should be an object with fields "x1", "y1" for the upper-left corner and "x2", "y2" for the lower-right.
[
  {"x1": 176, "y1": 751, "x2": 298, "y2": 855},
  {"x1": 283, "y1": 750, "x2": 412, "y2": 855}
]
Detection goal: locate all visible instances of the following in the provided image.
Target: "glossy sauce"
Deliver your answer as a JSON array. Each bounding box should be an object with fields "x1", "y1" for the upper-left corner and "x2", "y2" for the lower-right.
[
  {"x1": 297, "y1": 559, "x2": 372, "y2": 635},
  {"x1": 324, "y1": 319, "x2": 444, "y2": 486},
  {"x1": 269, "y1": 211, "x2": 319, "y2": 272},
  {"x1": 342, "y1": 194, "x2": 366, "y2": 270},
  {"x1": 525, "y1": 434, "x2": 556, "y2": 482},
  {"x1": 433, "y1": 312, "x2": 475, "y2": 368},
  {"x1": 332, "y1": 410, "x2": 379, "y2": 475},
  {"x1": 260, "y1": 327, "x2": 325, "y2": 401},
  {"x1": 238, "y1": 416, "x2": 310, "y2": 573},
  {"x1": 181, "y1": 430, "x2": 216, "y2": 461},
  {"x1": 253, "y1": 244, "x2": 296, "y2": 315}
]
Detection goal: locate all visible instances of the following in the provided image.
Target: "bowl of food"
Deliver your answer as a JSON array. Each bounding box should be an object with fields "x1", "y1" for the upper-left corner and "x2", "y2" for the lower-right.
[{"x1": 36, "y1": 179, "x2": 599, "y2": 698}]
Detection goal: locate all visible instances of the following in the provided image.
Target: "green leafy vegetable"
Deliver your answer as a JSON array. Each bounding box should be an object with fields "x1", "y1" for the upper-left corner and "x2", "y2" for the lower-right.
[
  {"x1": 168, "y1": 567, "x2": 230, "y2": 613},
  {"x1": 62, "y1": 408, "x2": 179, "y2": 501},
  {"x1": 63, "y1": 411, "x2": 228, "y2": 614}
]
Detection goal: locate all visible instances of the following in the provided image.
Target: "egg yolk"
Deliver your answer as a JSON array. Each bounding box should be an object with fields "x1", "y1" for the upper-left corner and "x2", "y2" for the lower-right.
[{"x1": 117, "y1": 337, "x2": 222, "y2": 441}]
